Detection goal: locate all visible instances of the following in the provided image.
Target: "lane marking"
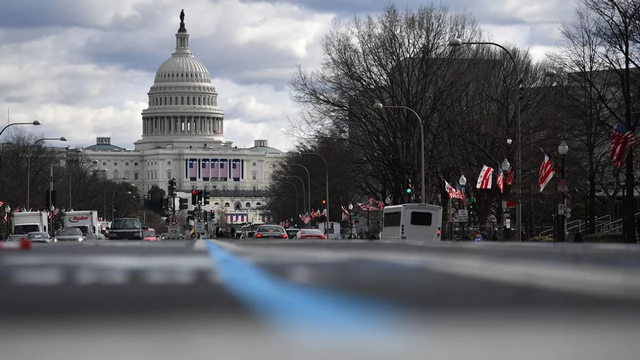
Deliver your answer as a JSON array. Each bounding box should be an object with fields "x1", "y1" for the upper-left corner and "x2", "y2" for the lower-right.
[
  {"x1": 204, "y1": 240, "x2": 407, "y2": 341},
  {"x1": 213, "y1": 241, "x2": 640, "y2": 301}
]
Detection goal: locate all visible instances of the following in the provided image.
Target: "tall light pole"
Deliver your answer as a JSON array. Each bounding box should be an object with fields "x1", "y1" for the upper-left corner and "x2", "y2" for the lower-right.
[
  {"x1": 0, "y1": 120, "x2": 41, "y2": 137},
  {"x1": 348, "y1": 203, "x2": 354, "y2": 238},
  {"x1": 27, "y1": 136, "x2": 67, "y2": 208},
  {"x1": 459, "y1": 174, "x2": 467, "y2": 240},
  {"x1": 373, "y1": 103, "x2": 425, "y2": 204},
  {"x1": 289, "y1": 163, "x2": 311, "y2": 215},
  {"x1": 286, "y1": 175, "x2": 306, "y2": 216},
  {"x1": 448, "y1": 37, "x2": 523, "y2": 242},
  {"x1": 300, "y1": 153, "x2": 329, "y2": 234},
  {"x1": 558, "y1": 140, "x2": 569, "y2": 242}
]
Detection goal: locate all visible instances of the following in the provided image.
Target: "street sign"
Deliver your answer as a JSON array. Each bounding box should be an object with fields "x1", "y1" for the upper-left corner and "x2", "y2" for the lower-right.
[
  {"x1": 565, "y1": 213, "x2": 572, "y2": 219},
  {"x1": 195, "y1": 211, "x2": 204, "y2": 221},
  {"x1": 168, "y1": 215, "x2": 180, "y2": 226},
  {"x1": 168, "y1": 226, "x2": 180, "y2": 237},
  {"x1": 558, "y1": 179, "x2": 569, "y2": 194},
  {"x1": 195, "y1": 221, "x2": 205, "y2": 233},
  {"x1": 558, "y1": 203, "x2": 565, "y2": 215},
  {"x1": 505, "y1": 218, "x2": 511, "y2": 229},
  {"x1": 458, "y1": 209, "x2": 468, "y2": 223}
]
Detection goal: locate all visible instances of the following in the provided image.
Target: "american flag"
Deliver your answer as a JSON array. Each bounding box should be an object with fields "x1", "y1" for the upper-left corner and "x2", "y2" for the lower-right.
[
  {"x1": 201, "y1": 159, "x2": 210, "y2": 179},
  {"x1": 610, "y1": 122, "x2": 638, "y2": 167},
  {"x1": 445, "y1": 180, "x2": 464, "y2": 200},
  {"x1": 3, "y1": 213, "x2": 6, "y2": 223},
  {"x1": 188, "y1": 159, "x2": 197, "y2": 179},
  {"x1": 211, "y1": 160, "x2": 219, "y2": 178},
  {"x1": 0, "y1": 201, "x2": 4, "y2": 208},
  {"x1": 506, "y1": 168, "x2": 515, "y2": 185},
  {"x1": 456, "y1": 184, "x2": 467, "y2": 206},
  {"x1": 497, "y1": 168, "x2": 504, "y2": 194},
  {"x1": 232, "y1": 160, "x2": 241, "y2": 179},
  {"x1": 219, "y1": 160, "x2": 227, "y2": 179},
  {"x1": 476, "y1": 165, "x2": 493, "y2": 189},
  {"x1": 539, "y1": 153, "x2": 555, "y2": 192},
  {"x1": 341, "y1": 206, "x2": 350, "y2": 221}
]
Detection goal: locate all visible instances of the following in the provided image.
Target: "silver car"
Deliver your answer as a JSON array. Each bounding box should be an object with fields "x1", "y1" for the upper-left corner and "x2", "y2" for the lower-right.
[
  {"x1": 54, "y1": 228, "x2": 85, "y2": 242},
  {"x1": 27, "y1": 232, "x2": 53, "y2": 243}
]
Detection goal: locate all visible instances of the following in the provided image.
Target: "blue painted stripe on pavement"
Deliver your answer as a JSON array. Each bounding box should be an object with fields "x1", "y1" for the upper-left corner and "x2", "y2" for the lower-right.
[{"x1": 204, "y1": 240, "x2": 407, "y2": 340}]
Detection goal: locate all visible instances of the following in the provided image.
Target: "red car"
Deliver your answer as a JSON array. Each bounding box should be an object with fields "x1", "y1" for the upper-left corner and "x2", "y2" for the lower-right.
[
  {"x1": 295, "y1": 229, "x2": 327, "y2": 240},
  {"x1": 143, "y1": 228, "x2": 158, "y2": 241}
]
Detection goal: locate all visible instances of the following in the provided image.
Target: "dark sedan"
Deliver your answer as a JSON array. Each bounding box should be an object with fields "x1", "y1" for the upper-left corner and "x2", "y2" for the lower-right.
[{"x1": 253, "y1": 225, "x2": 288, "y2": 239}]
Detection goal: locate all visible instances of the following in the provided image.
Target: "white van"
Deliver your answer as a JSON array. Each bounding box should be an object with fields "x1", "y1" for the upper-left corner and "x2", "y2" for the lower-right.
[{"x1": 380, "y1": 203, "x2": 443, "y2": 242}]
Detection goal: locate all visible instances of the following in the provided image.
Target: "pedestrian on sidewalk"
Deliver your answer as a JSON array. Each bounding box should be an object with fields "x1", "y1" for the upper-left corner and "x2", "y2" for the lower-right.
[{"x1": 474, "y1": 231, "x2": 483, "y2": 242}]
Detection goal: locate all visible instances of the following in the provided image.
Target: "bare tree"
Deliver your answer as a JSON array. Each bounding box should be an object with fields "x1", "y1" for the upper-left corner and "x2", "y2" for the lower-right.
[{"x1": 553, "y1": 0, "x2": 640, "y2": 242}]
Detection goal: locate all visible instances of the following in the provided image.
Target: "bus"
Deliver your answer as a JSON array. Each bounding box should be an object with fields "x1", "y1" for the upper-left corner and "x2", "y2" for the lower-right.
[{"x1": 380, "y1": 203, "x2": 443, "y2": 242}]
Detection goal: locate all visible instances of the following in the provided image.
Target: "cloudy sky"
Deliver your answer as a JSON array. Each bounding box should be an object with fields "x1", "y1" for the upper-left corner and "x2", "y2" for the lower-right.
[{"x1": 0, "y1": 0, "x2": 577, "y2": 151}]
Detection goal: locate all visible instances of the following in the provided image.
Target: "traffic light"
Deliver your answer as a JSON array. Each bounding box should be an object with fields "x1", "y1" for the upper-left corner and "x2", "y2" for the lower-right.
[
  {"x1": 197, "y1": 190, "x2": 203, "y2": 205},
  {"x1": 191, "y1": 190, "x2": 197, "y2": 205},
  {"x1": 203, "y1": 190, "x2": 210, "y2": 205},
  {"x1": 168, "y1": 178, "x2": 177, "y2": 197},
  {"x1": 406, "y1": 179, "x2": 412, "y2": 194},
  {"x1": 210, "y1": 209, "x2": 216, "y2": 221},
  {"x1": 322, "y1": 199, "x2": 326, "y2": 205},
  {"x1": 179, "y1": 198, "x2": 188, "y2": 210}
]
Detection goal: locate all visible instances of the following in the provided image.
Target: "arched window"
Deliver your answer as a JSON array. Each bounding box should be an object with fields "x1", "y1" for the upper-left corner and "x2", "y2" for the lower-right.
[
  {"x1": 252, "y1": 171, "x2": 257, "y2": 180},
  {"x1": 214, "y1": 202, "x2": 219, "y2": 206},
  {"x1": 198, "y1": 97, "x2": 201, "y2": 105},
  {"x1": 181, "y1": 97, "x2": 184, "y2": 105},
  {"x1": 113, "y1": 170, "x2": 119, "y2": 179},
  {"x1": 154, "y1": 170, "x2": 157, "y2": 179},
  {"x1": 187, "y1": 97, "x2": 190, "y2": 105},
  {"x1": 256, "y1": 202, "x2": 262, "y2": 206},
  {"x1": 169, "y1": 97, "x2": 172, "y2": 105},
  {"x1": 164, "y1": 97, "x2": 167, "y2": 105},
  {"x1": 224, "y1": 202, "x2": 230, "y2": 208},
  {"x1": 124, "y1": 170, "x2": 130, "y2": 179},
  {"x1": 245, "y1": 202, "x2": 251, "y2": 208},
  {"x1": 167, "y1": 170, "x2": 172, "y2": 179}
]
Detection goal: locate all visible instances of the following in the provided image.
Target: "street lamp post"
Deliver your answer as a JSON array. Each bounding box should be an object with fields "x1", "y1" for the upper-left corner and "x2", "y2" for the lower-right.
[
  {"x1": 111, "y1": 181, "x2": 134, "y2": 221},
  {"x1": 289, "y1": 163, "x2": 311, "y2": 215},
  {"x1": 373, "y1": 103, "x2": 425, "y2": 204},
  {"x1": 501, "y1": 158, "x2": 511, "y2": 241},
  {"x1": 558, "y1": 140, "x2": 569, "y2": 242},
  {"x1": 0, "y1": 120, "x2": 41, "y2": 137},
  {"x1": 459, "y1": 175, "x2": 467, "y2": 240},
  {"x1": 348, "y1": 203, "x2": 354, "y2": 238},
  {"x1": 286, "y1": 175, "x2": 306, "y2": 216},
  {"x1": 448, "y1": 37, "x2": 523, "y2": 242},
  {"x1": 27, "y1": 137, "x2": 67, "y2": 209}
]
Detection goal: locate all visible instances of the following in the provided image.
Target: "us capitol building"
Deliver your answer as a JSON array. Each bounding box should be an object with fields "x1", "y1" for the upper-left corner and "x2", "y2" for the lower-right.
[{"x1": 83, "y1": 11, "x2": 282, "y2": 225}]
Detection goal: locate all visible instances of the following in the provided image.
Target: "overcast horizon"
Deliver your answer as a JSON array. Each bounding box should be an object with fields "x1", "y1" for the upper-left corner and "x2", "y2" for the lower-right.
[{"x1": 0, "y1": 0, "x2": 577, "y2": 151}]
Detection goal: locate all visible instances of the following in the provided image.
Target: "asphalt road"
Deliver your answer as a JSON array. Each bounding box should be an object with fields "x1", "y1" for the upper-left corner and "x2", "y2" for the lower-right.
[{"x1": 1, "y1": 239, "x2": 639, "y2": 360}]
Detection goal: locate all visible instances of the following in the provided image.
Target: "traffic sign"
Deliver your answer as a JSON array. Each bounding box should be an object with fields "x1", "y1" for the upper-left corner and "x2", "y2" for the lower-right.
[
  {"x1": 168, "y1": 226, "x2": 180, "y2": 237},
  {"x1": 195, "y1": 221, "x2": 205, "y2": 233},
  {"x1": 169, "y1": 215, "x2": 180, "y2": 226},
  {"x1": 458, "y1": 209, "x2": 468, "y2": 222},
  {"x1": 195, "y1": 211, "x2": 204, "y2": 221},
  {"x1": 558, "y1": 179, "x2": 569, "y2": 194},
  {"x1": 558, "y1": 203, "x2": 565, "y2": 215}
]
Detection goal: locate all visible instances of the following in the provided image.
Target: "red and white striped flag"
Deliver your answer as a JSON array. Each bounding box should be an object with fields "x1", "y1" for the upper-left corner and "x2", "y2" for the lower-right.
[
  {"x1": 539, "y1": 153, "x2": 555, "y2": 192},
  {"x1": 476, "y1": 165, "x2": 494, "y2": 189},
  {"x1": 506, "y1": 168, "x2": 514, "y2": 185},
  {"x1": 341, "y1": 206, "x2": 349, "y2": 221},
  {"x1": 444, "y1": 180, "x2": 464, "y2": 199},
  {"x1": 610, "y1": 123, "x2": 638, "y2": 167},
  {"x1": 0, "y1": 201, "x2": 4, "y2": 208},
  {"x1": 497, "y1": 168, "x2": 504, "y2": 194}
]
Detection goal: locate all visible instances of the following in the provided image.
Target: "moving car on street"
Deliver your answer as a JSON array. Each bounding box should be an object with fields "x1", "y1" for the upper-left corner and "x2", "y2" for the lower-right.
[
  {"x1": 295, "y1": 228, "x2": 327, "y2": 240},
  {"x1": 253, "y1": 225, "x2": 288, "y2": 239},
  {"x1": 27, "y1": 232, "x2": 54, "y2": 243},
  {"x1": 54, "y1": 228, "x2": 85, "y2": 242},
  {"x1": 108, "y1": 218, "x2": 143, "y2": 240}
]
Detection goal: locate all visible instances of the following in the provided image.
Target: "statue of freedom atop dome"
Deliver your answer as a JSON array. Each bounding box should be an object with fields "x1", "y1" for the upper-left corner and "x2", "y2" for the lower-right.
[{"x1": 180, "y1": 9, "x2": 185, "y2": 23}]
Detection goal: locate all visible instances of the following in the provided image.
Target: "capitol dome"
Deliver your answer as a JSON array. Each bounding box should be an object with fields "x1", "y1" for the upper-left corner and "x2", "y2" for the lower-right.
[{"x1": 135, "y1": 10, "x2": 226, "y2": 150}]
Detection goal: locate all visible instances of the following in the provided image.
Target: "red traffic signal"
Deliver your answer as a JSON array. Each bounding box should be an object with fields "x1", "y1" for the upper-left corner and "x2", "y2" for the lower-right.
[
  {"x1": 210, "y1": 210, "x2": 215, "y2": 214},
  {"x1": 192, "y1": 190, "x2": 197, "y2": 195},
  {"x1": 322, "y1": 199, "x2": 326, "y2": 204}
]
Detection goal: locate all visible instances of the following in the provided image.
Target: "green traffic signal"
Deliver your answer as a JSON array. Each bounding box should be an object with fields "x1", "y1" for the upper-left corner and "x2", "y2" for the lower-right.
[{"x1": 406, "y1": 188, "x2": 412, "y2": 193}]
